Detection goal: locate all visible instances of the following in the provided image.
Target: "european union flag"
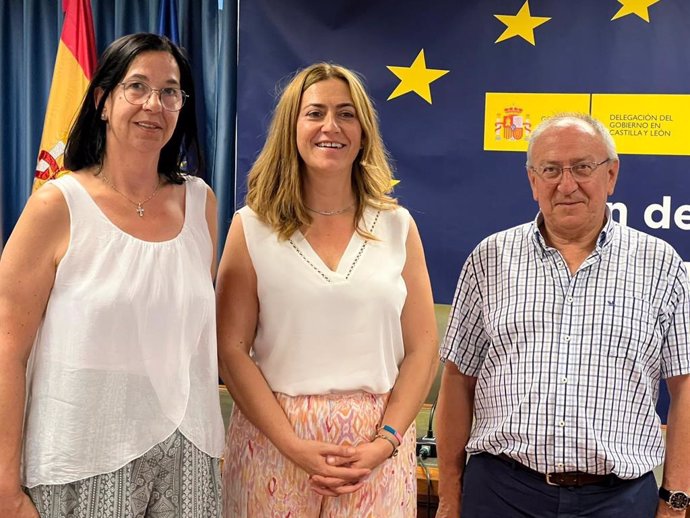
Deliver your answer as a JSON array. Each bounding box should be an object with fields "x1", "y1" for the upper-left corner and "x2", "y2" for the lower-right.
[{"x1": 237, "y1": 0, "x2": 690, "y2": 305}]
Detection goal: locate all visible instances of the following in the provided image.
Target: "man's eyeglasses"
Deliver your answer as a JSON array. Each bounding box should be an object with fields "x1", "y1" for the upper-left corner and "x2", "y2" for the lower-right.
[
  {"x1": 118, "y1": 80, "x2": 189, "y2": 112},
  {"x1": 527, "y1": 158, "x2": 612, "y2": 183}
]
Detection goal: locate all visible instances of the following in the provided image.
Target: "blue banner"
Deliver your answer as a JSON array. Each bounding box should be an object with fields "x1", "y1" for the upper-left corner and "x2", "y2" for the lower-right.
[
  {"x1": 237, "y1": 0, "x2": 690, "y2": 304},
  {"x1": 237, "y1": 0, "x2": 690, "y2": 422}
]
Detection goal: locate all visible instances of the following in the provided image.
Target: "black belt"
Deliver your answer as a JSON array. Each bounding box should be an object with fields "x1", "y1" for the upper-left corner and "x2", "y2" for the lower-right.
[{"x1": 490, "y1": 453, "x2": 623, "y2": 488}]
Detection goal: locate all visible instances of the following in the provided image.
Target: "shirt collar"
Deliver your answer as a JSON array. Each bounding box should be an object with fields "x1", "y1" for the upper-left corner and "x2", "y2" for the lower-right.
[
  {"x1": 530, "y1": 212, "x2": 548, "y2": 252},
  {"x1": 529, "y1": 206, "x2": 616, "y2": 253},
  {"x1": 597, "y1": 206, "x2": 616, "y2": 250}
]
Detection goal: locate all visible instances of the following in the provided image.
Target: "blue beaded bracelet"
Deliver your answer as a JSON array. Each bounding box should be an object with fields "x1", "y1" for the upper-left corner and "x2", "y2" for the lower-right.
[{"x1": 381, "y1": 424, "x2": 403, "y2": 446}]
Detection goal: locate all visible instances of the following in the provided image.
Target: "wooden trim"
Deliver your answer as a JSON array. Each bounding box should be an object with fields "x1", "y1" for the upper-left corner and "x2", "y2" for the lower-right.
[{"x1": 416, "y1": 463, "x2": 439, "y2": 497}]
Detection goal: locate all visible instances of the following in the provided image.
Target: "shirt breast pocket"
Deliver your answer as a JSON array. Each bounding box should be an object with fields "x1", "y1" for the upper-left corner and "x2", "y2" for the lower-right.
[{"x1": 600, "y1": 296, "x2": 659, "y2": 360}]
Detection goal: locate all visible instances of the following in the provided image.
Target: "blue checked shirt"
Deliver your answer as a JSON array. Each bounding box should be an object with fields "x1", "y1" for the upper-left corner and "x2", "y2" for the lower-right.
[{"x1": 440, "y1": 211, "x2": 690, "y2": 478}]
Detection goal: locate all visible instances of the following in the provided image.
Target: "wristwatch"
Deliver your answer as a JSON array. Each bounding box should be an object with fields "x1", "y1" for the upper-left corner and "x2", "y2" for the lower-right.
[{"x1": 659, "y1": 486, "x2": 690, "y2": 511}]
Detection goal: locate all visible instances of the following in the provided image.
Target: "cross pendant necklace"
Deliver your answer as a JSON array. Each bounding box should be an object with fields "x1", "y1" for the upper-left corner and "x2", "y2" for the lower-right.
[{"x1": 100, "y1": 172, "x2": 162, "y2": 217}]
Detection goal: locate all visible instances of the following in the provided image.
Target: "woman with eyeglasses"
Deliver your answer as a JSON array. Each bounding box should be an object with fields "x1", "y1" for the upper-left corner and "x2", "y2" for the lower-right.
[{"x1": 0, "y1": 33, "x2": 224, "y2": 518}]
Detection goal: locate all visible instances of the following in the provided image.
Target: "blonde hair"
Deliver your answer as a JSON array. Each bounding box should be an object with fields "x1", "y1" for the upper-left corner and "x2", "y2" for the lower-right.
[{"x1": 245, "y1": 62, "x2": 398, "y2": 240}]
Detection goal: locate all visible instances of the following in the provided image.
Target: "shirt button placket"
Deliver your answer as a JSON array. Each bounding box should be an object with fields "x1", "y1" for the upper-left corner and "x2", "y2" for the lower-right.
[{"x1": 555, "y1": 286, "x2": 576, "y2": 471}]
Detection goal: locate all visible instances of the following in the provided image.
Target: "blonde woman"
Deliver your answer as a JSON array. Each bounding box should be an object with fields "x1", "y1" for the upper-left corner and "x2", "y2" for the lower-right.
[{"x1": 217, "y1": 63, "x2": 438, "y2": 517}]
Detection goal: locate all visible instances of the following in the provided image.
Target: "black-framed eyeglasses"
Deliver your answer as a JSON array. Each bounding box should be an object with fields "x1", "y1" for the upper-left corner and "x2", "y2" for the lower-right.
[
  {"x1": 527, "y1": 158, "x2": 612, "y2": 183},
  {"x1": 118, "y1": 80, "x2": 189, "y2": 112}
]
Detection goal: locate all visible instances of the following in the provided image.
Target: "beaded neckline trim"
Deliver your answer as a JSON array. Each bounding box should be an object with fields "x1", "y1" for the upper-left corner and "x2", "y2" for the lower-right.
[{"x1": 288, "y1": 210, "x2": 381, "y2": 283}]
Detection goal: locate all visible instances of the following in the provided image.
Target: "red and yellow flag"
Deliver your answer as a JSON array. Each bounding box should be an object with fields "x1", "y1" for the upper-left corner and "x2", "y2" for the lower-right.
[{"x1": 33, "y1": 0, "x2": 96, "y2": 191}]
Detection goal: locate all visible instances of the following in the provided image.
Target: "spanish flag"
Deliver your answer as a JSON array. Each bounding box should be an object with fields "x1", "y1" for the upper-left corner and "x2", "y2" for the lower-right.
[{"x1": 33, "y1": 0, "x2": 96, "y2": 191}]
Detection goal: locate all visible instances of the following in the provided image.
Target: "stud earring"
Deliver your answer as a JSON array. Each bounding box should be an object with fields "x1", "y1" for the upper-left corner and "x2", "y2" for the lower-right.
[{"x1": 101, "y1": 112, "x2": 107, "y2": 121}]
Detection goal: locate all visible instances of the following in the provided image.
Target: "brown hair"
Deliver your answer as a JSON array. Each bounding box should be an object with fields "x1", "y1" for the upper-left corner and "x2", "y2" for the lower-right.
[{"x1": 245, "y1": 63, "x2": 397, "y2": 240}]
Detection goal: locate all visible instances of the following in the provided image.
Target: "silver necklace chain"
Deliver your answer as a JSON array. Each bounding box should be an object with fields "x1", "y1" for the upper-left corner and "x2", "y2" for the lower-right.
[
  {"x1": 100, "y1": 173, "x2": 162, "y2": 217},
  {"x1": 304, "y1": 203, "x2": 354, "y2": 216}
]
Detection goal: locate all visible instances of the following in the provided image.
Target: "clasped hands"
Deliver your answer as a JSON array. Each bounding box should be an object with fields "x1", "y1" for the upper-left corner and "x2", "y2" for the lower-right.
[{"x1": 287, "y1": 438, "x2": 393, "y2": 497}]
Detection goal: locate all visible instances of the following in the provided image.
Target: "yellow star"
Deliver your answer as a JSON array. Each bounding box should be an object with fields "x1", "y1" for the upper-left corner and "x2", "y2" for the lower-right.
[
  {"x1": 611, "y1": 0, "x2": 661, "y2": 22},
  {"x1": 494, "y1": 1, "x2": 551, "y2": 46},
  {"x1": 387, "y1": 50, "x2": 449, "y2": 104}
]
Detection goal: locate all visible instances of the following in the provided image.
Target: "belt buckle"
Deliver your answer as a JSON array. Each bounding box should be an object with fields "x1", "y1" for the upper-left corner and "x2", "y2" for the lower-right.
[{"x1": 545, "y1": 473, "x2": 560, "y2": 486}]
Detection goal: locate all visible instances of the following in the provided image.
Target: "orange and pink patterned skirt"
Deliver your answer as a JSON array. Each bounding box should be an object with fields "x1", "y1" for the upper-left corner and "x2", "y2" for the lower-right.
[{"x1": 222, "y1": 391, "x2": 417, "y2": 518}]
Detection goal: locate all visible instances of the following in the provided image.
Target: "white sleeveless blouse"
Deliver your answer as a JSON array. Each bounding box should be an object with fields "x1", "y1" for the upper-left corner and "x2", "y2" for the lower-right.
[
  {"x1": 239, "y1": 204, "x2": 410, "y2": 396},
  {"x1": 22, "y1": 175, "x2": 225, "y2": 487}
]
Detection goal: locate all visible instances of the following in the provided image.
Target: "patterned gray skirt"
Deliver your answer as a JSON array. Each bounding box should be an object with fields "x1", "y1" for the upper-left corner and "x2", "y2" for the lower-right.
[{"x1": 26, "y1": 430, "x2": 222, "y2": 518}]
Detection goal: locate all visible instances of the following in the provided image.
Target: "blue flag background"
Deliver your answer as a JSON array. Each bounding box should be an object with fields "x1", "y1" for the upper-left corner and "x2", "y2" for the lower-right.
[
  {"x1": 237, "y1": 0, "x2": 690, "y2": 422},
  {"x1": 236, "y1": 0, "x2": 690, "y2": 303}
]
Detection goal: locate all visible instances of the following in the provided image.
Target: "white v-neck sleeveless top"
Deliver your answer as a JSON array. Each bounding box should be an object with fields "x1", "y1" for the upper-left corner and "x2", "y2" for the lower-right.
[
  {"x1": 239, "y1": 204, "x2": 410, "y2": 395},
  {"x1": 22, "y1": 174, "x2": 225, "y2": 487}
]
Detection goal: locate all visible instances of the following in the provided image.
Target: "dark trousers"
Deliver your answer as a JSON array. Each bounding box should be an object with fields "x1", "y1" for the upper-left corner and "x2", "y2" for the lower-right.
[{"x1": 461, "y1": 453, "x2": 658, "y2": 518}]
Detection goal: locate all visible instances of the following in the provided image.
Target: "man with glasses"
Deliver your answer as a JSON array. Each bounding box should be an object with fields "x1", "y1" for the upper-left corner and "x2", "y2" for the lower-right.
[{"x1": 436, "y1": 113, "x2": 690, "y2": 517}]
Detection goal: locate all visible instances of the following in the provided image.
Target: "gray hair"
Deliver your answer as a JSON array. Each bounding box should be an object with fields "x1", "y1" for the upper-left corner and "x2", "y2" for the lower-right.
[{"x1": 526, "y1": 113, "x2": 618, "y2": 164}]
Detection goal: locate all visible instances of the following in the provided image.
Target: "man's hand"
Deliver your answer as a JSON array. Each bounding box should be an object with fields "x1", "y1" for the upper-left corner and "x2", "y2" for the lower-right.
[
  {"x1": 436, "y1": 495, "x2": 461, "y2": 518},
  {"x1": 436, "y1": 365, "x2": 474, "y2": 518},
  {"x1": 655, "y1": 500, "x2": 687, "y2": 518}
]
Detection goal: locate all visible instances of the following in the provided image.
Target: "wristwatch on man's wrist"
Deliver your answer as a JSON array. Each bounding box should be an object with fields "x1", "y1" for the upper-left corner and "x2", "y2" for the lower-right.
[{"x1": 659, "y1": 486, "x2": 690, "y2": 511}]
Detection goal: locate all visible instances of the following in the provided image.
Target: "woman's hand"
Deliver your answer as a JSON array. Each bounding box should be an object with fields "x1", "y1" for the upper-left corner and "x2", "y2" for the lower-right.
[
  {"x1": 308, "y1": 438, "x2": 393, "y2": 496},
  {"x1": 283, "y1": 439, "x2": 371, "y2": 497},
  {"x1": 0, "y1": 489, "x2": 39, "y2": 518},
  {"x1": 346, "y1": 439, "x2": 394, "y2": 470}
]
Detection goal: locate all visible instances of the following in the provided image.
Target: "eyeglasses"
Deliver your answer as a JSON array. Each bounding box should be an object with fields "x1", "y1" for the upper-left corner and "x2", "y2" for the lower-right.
[
  {"x1": 527, "y1": 158, "x2": 612, "y2": 183},
  {"x1": 118, "y1": 80, "x2": 188, "y2": 112}
]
